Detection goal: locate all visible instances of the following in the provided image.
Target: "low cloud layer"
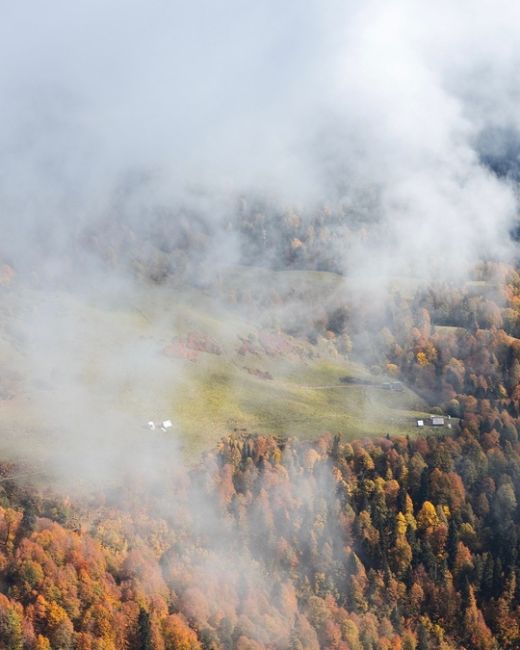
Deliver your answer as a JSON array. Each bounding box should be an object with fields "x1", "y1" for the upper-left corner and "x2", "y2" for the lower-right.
[{"x1": 1, "y1": 0, "x2": 520, "y2": 281}]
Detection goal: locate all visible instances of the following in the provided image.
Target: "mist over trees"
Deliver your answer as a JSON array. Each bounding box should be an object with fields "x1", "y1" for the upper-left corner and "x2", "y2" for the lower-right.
[
  {"x1": 2, "y1": 235, "x2": 520, "y2": 647},
  {"x1": 2, "y1": 1, "x2": 520, "y2": 649}
]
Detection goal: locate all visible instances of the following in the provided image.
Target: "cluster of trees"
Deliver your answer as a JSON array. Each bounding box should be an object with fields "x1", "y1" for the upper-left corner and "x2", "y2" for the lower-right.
[
  {"x1": 369, "y1": 280, "x2": 520, "y2": 414},
  {"x1": 233, "y1": 203, "x2": 362, "y2": 273},
  {"x1": 79, "y1": 199, "x2": 371, "y2": 285}
]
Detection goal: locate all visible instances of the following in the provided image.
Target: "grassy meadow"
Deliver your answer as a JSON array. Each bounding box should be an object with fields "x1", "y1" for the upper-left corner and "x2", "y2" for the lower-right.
[{"x1": 0, "y1": 269, "x2": 434, "y2": 460}]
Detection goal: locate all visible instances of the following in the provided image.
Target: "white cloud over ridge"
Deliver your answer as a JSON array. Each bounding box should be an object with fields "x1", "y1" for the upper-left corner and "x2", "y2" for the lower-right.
[{"x1": 1, "y1": 0, "x2": 519, "y2": 276}]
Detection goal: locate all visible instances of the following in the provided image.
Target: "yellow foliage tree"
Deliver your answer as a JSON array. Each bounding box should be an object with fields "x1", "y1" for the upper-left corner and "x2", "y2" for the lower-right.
[
  {"x1": 416, "y1": 352, "x2": 429, "y2": 367},
  {"x1": 416, "y1": 501, "x2": 439, "y2": 530}
]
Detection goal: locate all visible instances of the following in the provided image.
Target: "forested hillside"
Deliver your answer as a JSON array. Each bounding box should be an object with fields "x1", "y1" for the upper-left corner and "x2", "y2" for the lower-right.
[
  {"x1": 3, "y1": 2, "x2": 520, "y2": 647},
  {"x1": 1, "y1": 266, "x2": 520, "y2": 648}
]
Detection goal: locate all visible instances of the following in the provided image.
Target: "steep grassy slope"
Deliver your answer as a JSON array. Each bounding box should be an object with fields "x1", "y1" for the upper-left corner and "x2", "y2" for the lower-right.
[
  {"x1": 0, "y1": 270, "x2": 431, "y2": 459},
  {"x1": 172, "y1": 357, "x2": 429, "y2": 453}
]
